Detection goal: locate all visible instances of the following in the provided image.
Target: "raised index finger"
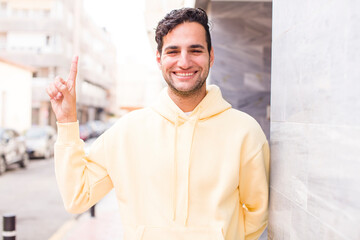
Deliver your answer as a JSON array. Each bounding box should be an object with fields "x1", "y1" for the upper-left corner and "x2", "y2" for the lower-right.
[{"x1": 68, "y1": 56, "x2": 78, "y2": 90}]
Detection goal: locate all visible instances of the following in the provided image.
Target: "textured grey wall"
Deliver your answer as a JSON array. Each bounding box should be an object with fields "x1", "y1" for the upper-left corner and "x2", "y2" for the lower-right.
[
  {"x1": 208, "y1": 3, "x2": 272, "y2": 239},
  {"x1": 209, "y1": 2, "x2": 272, "y2": 139},
  {"x1": 269, "y1": 1, "x2": 360, "y2": 239}
]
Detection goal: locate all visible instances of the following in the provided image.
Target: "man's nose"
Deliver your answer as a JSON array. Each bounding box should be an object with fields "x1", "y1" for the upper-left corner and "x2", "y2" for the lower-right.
[{"x1": 177, "y1": 52, "x2": 191, "y2": 69}]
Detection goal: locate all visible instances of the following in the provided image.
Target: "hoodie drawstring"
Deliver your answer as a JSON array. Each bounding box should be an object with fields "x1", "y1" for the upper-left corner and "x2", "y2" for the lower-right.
[
  {"x1": 151, "y1": 86, "x2": 232, "y2": 226},
  {"x1": 172, "y1": 109, "x2": 201, "y2": 225},
  {"x1": 173, "y1": 116, "x2": 180, "y2": 221},
  {"x1": 184, "y1": 108, "x2": 201, "y2": 226}
]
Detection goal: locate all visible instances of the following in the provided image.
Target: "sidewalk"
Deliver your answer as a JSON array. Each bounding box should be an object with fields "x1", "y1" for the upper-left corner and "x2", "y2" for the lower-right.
[{"x1": 49, "y1": 190, "x2": 123, "y2": 240}]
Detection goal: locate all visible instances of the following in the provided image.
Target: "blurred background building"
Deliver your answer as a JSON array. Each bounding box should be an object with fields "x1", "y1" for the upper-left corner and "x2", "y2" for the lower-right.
[
  {"x1": 0, "y1": 58, "x2": 33, "y2": 132},
  {"x1": 0, "y1": 0, "x2": 118, "y2": 128}
]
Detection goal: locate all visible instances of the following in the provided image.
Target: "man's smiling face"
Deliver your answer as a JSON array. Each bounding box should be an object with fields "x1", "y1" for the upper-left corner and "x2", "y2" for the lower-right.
[{"x1": 156, "y1": 21, "x2": 214, "y2": 97}]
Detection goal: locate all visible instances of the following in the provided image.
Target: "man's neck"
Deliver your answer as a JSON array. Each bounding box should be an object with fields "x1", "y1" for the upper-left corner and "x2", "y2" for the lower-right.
[{"x1": 168, "y1": 88, "x2": 207, "y2": 112}]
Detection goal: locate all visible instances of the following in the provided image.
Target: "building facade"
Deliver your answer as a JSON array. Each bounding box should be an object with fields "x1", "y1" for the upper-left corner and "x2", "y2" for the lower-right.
[
  {"x1": 0, "y1": 58, "x2": 33, "y2": 132},
  {"x1": 0, "y1": 0, "x2": 117, "y2": 127}
]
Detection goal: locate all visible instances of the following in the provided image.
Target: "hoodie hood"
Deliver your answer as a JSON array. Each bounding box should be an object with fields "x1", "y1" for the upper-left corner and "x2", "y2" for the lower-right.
[{"x1": 152, "y1": 85, "x2": 232, "y2": 124}]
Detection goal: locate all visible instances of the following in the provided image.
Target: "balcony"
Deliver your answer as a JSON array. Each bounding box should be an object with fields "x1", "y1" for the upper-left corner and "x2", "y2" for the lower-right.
[
  {"x1": 31, "y1": 77, "x2": 108, "y2": 108},
  {"x1": 80, "y1": 66, "x2": 114, "y2": 89},
  {"x1": 0, "y1": 52, "x2": 69, "y2": 68},
  {"x1": 0, "y1": 17, "x2": 71, "y2": 36}
]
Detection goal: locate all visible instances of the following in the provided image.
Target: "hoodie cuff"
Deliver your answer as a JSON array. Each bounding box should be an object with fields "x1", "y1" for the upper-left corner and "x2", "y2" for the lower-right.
[{"x1": 56, "y1": 121, "x2": 80, "y2": 143}]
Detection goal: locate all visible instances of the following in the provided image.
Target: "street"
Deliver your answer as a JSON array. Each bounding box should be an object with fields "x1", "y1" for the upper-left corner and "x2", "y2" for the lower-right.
[{"x1": 0, "y1": 157, "x2": 74, "y2": 240}]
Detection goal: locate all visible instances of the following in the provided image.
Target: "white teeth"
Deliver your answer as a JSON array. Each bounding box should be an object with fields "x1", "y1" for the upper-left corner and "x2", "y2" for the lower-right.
[{"x1": 176, "y1": 72, "x2": 194, "y2": 77}]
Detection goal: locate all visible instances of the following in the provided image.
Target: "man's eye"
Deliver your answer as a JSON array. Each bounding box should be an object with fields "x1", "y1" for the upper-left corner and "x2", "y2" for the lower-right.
[
  {"x1": 167, "y1": 51, "x2": 178, "y2": 54},
  {"x1": 191, "y1": 50, "x2": 203, "y2": 53}
]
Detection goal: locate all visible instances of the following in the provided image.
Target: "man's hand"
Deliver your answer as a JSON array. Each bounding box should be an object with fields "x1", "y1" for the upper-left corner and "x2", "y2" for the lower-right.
[{"x1": 46, "y1": 56, "x2": 78, "y2": 123}]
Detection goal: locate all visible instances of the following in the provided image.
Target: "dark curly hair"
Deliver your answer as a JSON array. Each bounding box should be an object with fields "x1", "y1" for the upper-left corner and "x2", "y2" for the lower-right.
[{"x1": 155, "y1": 8, "x2": 212, "y2": 55}]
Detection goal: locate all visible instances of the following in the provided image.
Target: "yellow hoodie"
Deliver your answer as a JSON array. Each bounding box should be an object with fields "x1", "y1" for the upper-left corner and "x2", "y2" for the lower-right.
[{"x1": 55, "y1": 85, "x2": 270, "y2": 240}]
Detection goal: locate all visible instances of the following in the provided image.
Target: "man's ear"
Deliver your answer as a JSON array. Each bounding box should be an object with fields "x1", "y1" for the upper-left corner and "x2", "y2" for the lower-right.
[
  {"x1": 210, "y1": 47, "x2": 214, "y2": 67},
  {"x1": 156, "y1": 50, "x2": 162, "y2": 69}
]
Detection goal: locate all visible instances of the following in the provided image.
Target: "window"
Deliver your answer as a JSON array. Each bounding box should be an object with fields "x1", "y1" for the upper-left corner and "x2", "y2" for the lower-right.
[
  {"x1": 43, "y1": 9, "x2": 50, "y2": 17},
  {"x1": 0, "y1": 2, "x2": 7, "y2": 15},
  {"x1": 46, "y1": 35, "x2": 50, "y2": 46},
  {"x1": 0, "y1": 32, "x2": 6, "y2": 50},
  {"x1": 32, "y1": 108, "x2": 40, "y2": 125}
]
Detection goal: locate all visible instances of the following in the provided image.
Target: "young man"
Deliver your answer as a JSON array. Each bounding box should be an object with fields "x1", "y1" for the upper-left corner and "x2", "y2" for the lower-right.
[{"x1": 47, "y1": 8, "x2": 269, "y2": 240}]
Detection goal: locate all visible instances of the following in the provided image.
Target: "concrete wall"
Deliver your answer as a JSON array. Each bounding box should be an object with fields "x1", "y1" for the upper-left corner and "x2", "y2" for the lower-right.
[
  {"x1": 269, "y1": 1, "x2": 360, "y2": 239},
  {"x1": 209, "y1": 2, "x2": 272, "y2": 139}
]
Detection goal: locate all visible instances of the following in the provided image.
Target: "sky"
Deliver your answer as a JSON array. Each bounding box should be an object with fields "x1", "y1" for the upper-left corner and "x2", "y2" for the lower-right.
[
  {"x1": 83, "y1": 0, "x2": 156, "y2": 67},
  {"x1": 83, "y1": 0, "x2": 162, "y2": 107}
]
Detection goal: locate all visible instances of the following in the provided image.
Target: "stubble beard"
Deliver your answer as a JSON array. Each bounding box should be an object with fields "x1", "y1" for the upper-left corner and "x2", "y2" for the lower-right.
[{"x1": 164, "y1": 61, "x2": 210, "y2": 98}]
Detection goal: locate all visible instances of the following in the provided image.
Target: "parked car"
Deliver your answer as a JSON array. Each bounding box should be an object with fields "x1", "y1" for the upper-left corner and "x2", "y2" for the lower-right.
[
  {"x1": 0, "y1": 128, "x2": 29, "y2": 175},
  {"x1": 79, "y1": 124, "x2": 92, "y2": 142},
  {"x1": 25, "y1": 125, "x2": 57, "y2": 159},
  {"x1": 86, "y1": 120, "x2": 107, "y2": 138}
]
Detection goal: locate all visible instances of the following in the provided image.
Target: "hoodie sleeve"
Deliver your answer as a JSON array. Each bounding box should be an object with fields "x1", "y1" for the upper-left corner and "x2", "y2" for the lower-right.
[
  {"x1": 239, "y1": 137, "x2": 270, "y2": 240},
  {"x1": 55, "y1": 122, "x2": 113, "y2": 214}
]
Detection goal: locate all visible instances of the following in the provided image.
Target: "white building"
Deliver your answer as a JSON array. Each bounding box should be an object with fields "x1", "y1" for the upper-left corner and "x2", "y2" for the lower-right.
[
  {"x1": 0, "y1": 0, "x2": 118, "y2": 127},
  {"x1": 0, "y1": 58, "x2": 33, "y2": 133}
]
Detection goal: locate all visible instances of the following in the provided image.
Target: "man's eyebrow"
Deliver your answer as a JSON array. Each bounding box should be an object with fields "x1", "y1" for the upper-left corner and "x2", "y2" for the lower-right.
[
  {"x1": 189, "y1": 44, "x2": 205, "y2": 49},
  {"x1": 164, "y1": 46, "x2": 179, "y2": 51}
]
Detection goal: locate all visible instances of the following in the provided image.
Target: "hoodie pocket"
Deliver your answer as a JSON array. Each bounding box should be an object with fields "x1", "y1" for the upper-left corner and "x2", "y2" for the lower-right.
[{"x1": 135, "y1": 225, "x2": 224, "y2": 240}]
